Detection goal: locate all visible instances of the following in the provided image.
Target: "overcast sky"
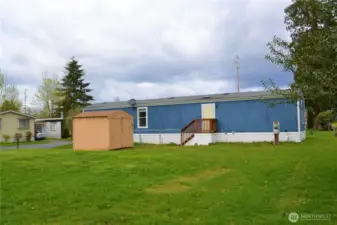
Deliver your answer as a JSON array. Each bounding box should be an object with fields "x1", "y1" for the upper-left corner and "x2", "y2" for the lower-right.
[{"x1": 0, "y1": 0, "x2": 292, "y2": 105}]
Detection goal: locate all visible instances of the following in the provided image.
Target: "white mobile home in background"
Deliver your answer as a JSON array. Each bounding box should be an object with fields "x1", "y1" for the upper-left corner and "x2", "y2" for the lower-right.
[{"x1": 35, "y1": 118, "x2": 63, "y2": 139}]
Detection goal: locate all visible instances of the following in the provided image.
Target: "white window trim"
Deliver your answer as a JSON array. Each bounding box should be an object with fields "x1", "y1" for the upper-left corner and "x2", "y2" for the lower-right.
[
  {"x1": 18, "y1": 118, "x2": 30, "y2": 129},
  {"x1": 137, "y1": 107, "x2": 148, "y2": 129}
]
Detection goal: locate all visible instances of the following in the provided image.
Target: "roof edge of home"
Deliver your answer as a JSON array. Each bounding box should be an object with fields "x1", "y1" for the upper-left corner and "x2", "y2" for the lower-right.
[
  {"x1": 84, "y1": 90, "x2": 287, "y2": 111},
  {"x1": 35, "y1": 118, "x2": 64, "y2": 122},
  {"x1": 0, "y1": 110, "x2": 37, "y2": 119}
]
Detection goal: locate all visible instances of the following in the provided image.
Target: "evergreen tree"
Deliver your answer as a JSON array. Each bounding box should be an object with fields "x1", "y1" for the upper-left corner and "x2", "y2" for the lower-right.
[{"x1": 57, "y1": 57, "x2": 94, "y2": 117}]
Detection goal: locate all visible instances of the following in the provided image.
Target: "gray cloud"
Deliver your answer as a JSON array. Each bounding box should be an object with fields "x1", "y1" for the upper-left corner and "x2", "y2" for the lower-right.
[
  {"x1": 10, "y1": 55, "x2": 29, "y2": 66},
  {"x1": 0, "y1": 0, "x2": 293, "y2": 104}
]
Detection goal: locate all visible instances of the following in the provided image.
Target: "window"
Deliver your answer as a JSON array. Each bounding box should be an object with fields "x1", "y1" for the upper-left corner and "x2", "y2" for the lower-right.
[
  {"x1": 50, "y1": 122, "x2": 56, "y2": 131},
  {"x1": 19, "y1": 119, "x2": 30, "y2": 129},
  {"x1": 137, "y1": 107, "x2": 148, "y2": 128}
]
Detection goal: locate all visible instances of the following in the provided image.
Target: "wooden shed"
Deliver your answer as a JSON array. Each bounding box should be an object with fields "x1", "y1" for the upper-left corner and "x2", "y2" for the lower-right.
[{"x1": 72, "y1": 110, "x2": 134, "y2": 151}]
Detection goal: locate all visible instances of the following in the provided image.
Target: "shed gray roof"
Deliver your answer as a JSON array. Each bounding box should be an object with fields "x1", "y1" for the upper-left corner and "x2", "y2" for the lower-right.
[{"x1": 84, "y1": 90, "x2": 285, "y2": 111}]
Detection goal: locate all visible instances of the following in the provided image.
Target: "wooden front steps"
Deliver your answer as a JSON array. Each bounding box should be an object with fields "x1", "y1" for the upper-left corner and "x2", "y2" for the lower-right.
[{"x1": 181, "y1": 119, "x2": 217, "y2": 145}]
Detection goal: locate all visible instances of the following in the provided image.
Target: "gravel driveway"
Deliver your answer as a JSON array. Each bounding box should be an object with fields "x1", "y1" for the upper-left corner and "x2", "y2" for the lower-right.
[{"x1": 0, "y1": 140, "x2": 72, "y2": 150}]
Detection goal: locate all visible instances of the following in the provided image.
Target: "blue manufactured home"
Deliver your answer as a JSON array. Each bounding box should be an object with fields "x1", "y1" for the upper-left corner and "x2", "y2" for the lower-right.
[{"x1": 84, "y1": 90, "x2": 306, "y2": 145}]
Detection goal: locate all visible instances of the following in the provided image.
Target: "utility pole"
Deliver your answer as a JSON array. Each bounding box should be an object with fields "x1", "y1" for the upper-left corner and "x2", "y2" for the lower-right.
[
  {"x1": 235, "y1": 55, "x2": 240, "y2": 92},
  {"x1": 24, "y1": 89, "x2": 27, "y2": 114},
  {"x1": 48, "y1": 100, "x2": 52, "y2": 117}
]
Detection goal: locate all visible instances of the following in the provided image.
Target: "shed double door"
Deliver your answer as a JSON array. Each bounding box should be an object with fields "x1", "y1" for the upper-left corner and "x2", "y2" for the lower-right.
[
  {"x1": 119, "y1": 118, "x2": 133, "y2": 148},
  {"x1": 110, "y1": 118, "x2": 133, "y2": 149},
  {"x1": 201, "y1": 103, "x2": 216, "y2": 132}
]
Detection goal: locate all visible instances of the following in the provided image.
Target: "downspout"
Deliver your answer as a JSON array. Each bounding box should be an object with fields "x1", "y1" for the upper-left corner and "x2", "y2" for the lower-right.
[{"x1": 297, "y1": 100, "x2": 301, "y2": 142}]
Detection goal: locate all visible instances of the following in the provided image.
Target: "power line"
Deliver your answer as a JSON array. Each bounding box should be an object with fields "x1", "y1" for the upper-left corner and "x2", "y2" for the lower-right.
[{"x1": 235, "y1": 55, "x2": 240, "y2": 92}]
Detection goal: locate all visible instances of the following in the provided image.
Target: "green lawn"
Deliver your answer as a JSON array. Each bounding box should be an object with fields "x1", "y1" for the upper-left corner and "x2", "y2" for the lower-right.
[
  {"x1": 1, "y1": 132, "x2": 336, "y2": 224},
  {"x1": 52, "y1": 143, "x2": 73, "y2": 149}
]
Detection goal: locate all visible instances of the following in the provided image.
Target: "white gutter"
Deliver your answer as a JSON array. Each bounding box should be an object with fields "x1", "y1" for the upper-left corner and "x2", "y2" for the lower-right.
[{"x1": 297, "y1": 100, "x2": 301, "y2": 142}]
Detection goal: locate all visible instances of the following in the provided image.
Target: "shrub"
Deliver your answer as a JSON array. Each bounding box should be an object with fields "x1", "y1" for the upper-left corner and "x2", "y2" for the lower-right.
[
  {"x1": 167, "y1": 142, "x2": 178, "y2": 146},
  {"x1": 61, "y1": 128, "x2": 70, "y2": 139},
  {"x1": 315, "y1": 110, "x2": 335, "y2": 130},
  {"x1": 26, "y1": 131, "x2": 32, "y2": 142},
  {"x1": 2, "y1": 134, "x2": 10, "y2": 143},
  {"x1": 332, "y1": 122, "x2": 337, "y2": 128},
  {"x1": 332, "y1": 122, "x2": 337, "y2": 137},
  {"x1": 14, "y1": 133, "x2": 22, "y2": 142}
]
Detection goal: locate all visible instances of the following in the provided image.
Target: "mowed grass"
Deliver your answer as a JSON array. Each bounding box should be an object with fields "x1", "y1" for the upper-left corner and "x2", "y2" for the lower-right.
[
  {"x1": 51, "y1": 143, "x2": 73, "y2": 149},
  {"x1": 1, "y1": 132, "x2": 337, "y2": 225}
]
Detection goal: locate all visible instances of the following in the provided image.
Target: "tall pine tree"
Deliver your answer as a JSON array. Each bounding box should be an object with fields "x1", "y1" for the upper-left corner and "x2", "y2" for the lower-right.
[{"x1": 57, "y1": 57, "x2": 94, "y2": 117}]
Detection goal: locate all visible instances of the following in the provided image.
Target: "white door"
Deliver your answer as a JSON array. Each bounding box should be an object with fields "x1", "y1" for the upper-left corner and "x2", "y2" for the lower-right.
[
  {"x1": 201, "y1": 103, "x2": 216, "y2": 119},
  {"x1": 201, "y1": 103, "x2": 215, "y2": 132}
]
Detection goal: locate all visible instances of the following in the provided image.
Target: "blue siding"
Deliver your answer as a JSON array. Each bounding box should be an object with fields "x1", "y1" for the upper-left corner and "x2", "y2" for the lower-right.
[
  {"x1": 216, "y1": 99, "x2": 297, "y2": 132},
  {"x1": 85, "y1": 99, "x2": 298, "y2": 133},
  {"x1": 146, "y1": 104, "x2": 201, "y2": 133},
  {"x1": 91, "y1": 104, "x2": 202, "y2": 133}
]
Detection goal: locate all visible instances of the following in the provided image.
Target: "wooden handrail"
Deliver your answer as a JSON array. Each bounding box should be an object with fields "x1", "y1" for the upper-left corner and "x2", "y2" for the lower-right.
[
  {"x1": 181, "y1": 119, "x2": 217, "y2": 145},
  {"x1": 181, "y1": 119, "x2": 196, "y2": 133}
]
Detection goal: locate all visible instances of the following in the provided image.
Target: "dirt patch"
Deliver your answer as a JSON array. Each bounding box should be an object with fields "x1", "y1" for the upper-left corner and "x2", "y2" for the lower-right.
[
  {"x1": 146, "y1": 167, "x2": 230, "y2": 194},
  {"x1": 146, "y1": 182, "x2": 192, "y2": 193},
  {"x1": 124, "y1": 164, "x2": 136, "y2": 169},
  {"x1": 279, "y1": 196, "x2": 308, "y2": 208}
]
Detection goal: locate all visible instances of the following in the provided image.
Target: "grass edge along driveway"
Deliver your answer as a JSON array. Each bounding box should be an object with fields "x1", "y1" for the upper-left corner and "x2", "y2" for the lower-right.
[{"x1": 0, "y1": 139, "x2": 51, "y2": 146}]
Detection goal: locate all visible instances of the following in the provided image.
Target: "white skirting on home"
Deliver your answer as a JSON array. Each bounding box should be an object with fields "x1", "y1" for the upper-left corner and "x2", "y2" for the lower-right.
[
  {"x1": 185, "y1": 133, "x2": 215, "y2": 146},
  {"x1": 133, "y1": 133, "x2": 180, "y2": 144},
  {"x1": 134, "y1": 131, "x2": 305, "y2": 145},
  {"x1": 213, "y1": 132, "x2": 302, "y2": 143}
]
